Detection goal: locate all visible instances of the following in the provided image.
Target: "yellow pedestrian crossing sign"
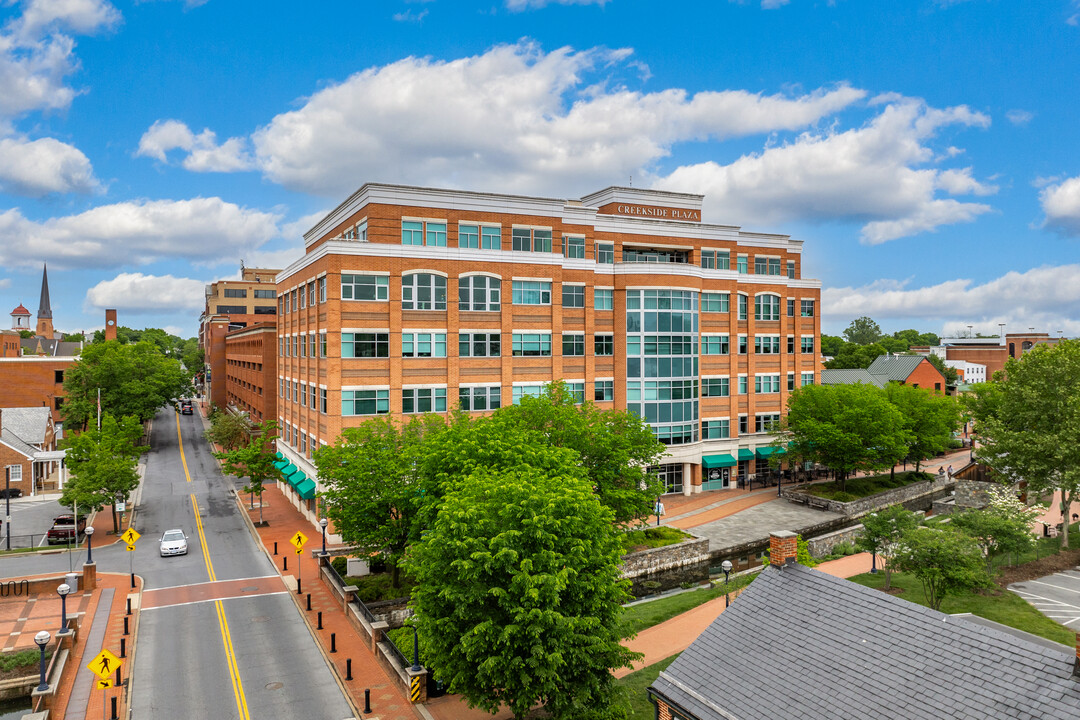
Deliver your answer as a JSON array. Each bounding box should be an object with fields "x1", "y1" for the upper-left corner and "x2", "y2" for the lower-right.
[
  {"x1": 88, "y1": 649, "x2": 121, "y2": 680},
  {"x1": 290, "y1": 531, "x2": 308, "y2": 554},
  {"x1": 96, "y1": 679, "x2": 112, "y2": 689},
  {"x1": 121, "y1": 528, "x2": 140, "y2": 545}
]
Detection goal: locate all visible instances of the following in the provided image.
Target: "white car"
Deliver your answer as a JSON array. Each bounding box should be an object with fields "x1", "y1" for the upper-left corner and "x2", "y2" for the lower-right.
[{"x1": 159, "y1": 529, "x2": 188, "y2": 557}]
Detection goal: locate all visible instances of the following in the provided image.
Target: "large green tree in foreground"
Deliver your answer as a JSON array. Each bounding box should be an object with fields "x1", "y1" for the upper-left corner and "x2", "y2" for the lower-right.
[
  {"x1": 60, "y1": 414, "x2": 148, "y2": 532},
  {"x1": 965, "y1": 339, "x2": 1080, "y2": 548},
  {"x1": 406, "y1": 467, "x2": 639, "y2": 720}
]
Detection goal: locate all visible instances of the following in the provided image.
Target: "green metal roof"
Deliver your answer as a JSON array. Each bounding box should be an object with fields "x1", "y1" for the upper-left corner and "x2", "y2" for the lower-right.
[
  {"x1": 295, "y1": 477, "x2": 317, "y2": 499},
  {"x1": 702, "y1": 453, "x2": 737, "y2": 469}
]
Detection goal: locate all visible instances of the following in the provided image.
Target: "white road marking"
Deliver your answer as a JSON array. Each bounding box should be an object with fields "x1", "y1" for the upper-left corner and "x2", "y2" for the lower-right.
[{"x1": 141, "y1": 590, "x2": 288, "y2": 611}]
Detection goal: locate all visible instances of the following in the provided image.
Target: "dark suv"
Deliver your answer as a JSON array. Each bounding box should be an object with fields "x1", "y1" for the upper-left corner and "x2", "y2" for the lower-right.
[
  {"x1": 46, "y1": 514, "x2": 87, "y2": 544},
  {"x1": 180, "y1": 400, "x2": 193, "y2": 415}
]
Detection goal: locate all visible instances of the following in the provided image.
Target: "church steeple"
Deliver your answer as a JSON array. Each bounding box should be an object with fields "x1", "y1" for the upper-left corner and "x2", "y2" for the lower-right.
[{"x1": 36, "y1": 263, "x2": 54, "y2": 339}]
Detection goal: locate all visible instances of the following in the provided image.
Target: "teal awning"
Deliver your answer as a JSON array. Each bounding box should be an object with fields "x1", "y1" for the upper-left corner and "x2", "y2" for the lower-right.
[
  {"x1": 274, "y1": 451, "x2": 284, "y2": 461},
  {"x1": 278, "y1": 462, "x2": 296, "y2": 477},
  {"x1": 756, "y1": 446, "x2": 787, "y2": 458},
  {"x1": 273, "y1": 459, "x2": 288, "y2": 470},
  {"x1": 295, "y1": 477, "x2": 317, "y2": 499},
  {"x1": 702, "y1": 453, "x2": 737, "y2": 469},
  {"x1": 285, "y1": 469, "x2": 306, "y2": 488},
  {"x1": 737, "y1": 449, "x2": 755, "y2": 461}
]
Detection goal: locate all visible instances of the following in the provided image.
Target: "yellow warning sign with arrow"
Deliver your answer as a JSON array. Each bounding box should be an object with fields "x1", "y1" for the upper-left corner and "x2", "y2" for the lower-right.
[
  {"x1": 88, "y1": 649, "x2": 121, "y2": 681},
  {"x1": 120, "y1": 528, "x2": 140, "y2": 545},
  {"x1": 290, "y1": 530, "x2": 308, "y2": 554},
  {"x1": 96, "y1": 678, "x2": 113, "y2": 689}
]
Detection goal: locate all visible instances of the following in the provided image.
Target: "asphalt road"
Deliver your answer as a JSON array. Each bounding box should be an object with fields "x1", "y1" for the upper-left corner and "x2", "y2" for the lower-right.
[{"x1": 0, "y1": 408, "x2": 353, "y2": 720}]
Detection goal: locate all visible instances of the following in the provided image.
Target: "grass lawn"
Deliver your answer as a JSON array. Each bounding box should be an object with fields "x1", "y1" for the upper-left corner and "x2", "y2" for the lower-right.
[
  {"x1": 616, "y1": 654, "x2": 680, "y2": 720},
  {"x1": 849, "y1": 570, "x2": 1074, "y2": 646},
  {"x1": 621, "y1": 573, "x2": 758, "y2": 638},
  {"x1": 621, "y1": 526, "x2": 690, "y2": 554},
  {"x1": 805, "y1": 471, "x2": 932, "y2": 503}
]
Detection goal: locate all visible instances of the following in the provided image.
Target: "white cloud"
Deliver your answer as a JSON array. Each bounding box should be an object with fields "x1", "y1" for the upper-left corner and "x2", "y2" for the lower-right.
[
  {"x1": 656, "y1": 98, "x2": 993, "y2": 242},
  {"x1": 85, "y1": 272, "x2": 206, "y2": 313},
  {"x1": 823, "y1": 265, "x2": 1080, "y2": 335},
  {"x1": 136, "y1": 119, "x2": 253, "y2": 172},
  {"x1": 393, "y1": 9, "x2": 428, "y2": 22},
  {"x1": 0, "y1": 198, "x2": 282, "y2": 270},
  {"x1": 0, "y1": 135, "x2": 98, "y2": 195},
  {"x1": 13, "y1": 0, "x2": 121, "y2": 40},
  {"x1": 0, "y1": 278, "x2": 11, "y2": 290},
  {"x1": 240, "y1": 42, "x2": 863, "y2": 197},
  {"x1": 1005, "y1": 109, "x2": 1033, "y2": 126},
  {"x1": 505, "y1": 0, "x2": 608, "y2": 10},
  {"x1": 1039, "y1": 175, "x2": 1080, "y2": 236}
]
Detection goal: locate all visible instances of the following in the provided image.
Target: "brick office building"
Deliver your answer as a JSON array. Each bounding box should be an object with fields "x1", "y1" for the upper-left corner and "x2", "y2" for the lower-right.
[
  {"x1": 273, "y1": 183, "x2": 821, "y2": 514},
  {"x1": 223, "y1": 322, "x2": 278, "y2": 424}
]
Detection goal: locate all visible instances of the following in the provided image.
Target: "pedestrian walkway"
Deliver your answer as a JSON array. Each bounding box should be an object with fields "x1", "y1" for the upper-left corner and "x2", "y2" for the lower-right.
[{"x1": 241, "y1": 484, "x2": 421, "y2": 720}]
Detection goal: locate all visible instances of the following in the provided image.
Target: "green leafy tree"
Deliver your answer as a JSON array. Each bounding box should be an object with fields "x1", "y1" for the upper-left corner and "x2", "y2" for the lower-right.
[
  {"x1": 782, "y1": 383, "x2": 909, "y2": 492},
  {"x1": 877, "y1": 336, "x2": 909, "y2": 354},
  {"x1": 61, "y1": 332, "x2": 85, "y2": 342},
  {"x1": 856, "y1": 504, "x2": 919, "y2": 590},
  {"x1": 215, "y1": 420, "x2": 280, "y2": 526},
  {"x1": 18, "y1": 329, "x2": 34, "y2": 339},
  {"x1": 965, "y1": 339, "x2": 1080, "y2": 548},
  {"x1": 495, "y1": 382, "x2": 666, "y2": 524},
  {"x1": 180, "y1": 338, "x2": 204, "y2": 374},
  {"x1": 842, "y1": 316, "x2": 883, "y2": 345},
  {"x1": 951, "y1": 486, "x2": 1041, "y2": 573},
  {"x1": 315, "y1": 416, "x2": 439, "y2": 587},
  {"x1": 61, "y1": 340, "x2": 190, "y2": 430},
  {"x1": 60, "y1": 414, "x2": 148, "y2": 533},
  {"x1": 820, "y1": 334, "x2": 845, "y2": 357},
  {"x1": 406, "y1": 466, "x2": 639, "y2": 720},
  {"x1": 823, "y1": 342, "x2": 887, "y2": 369},
  {"x1": 205, "y1": 409, "x2": 250, "y2": 452},
  {"x1": 890, "y1": 526, "x2": 990, "y2": 610},
  {"x1": 885, "y1": 382, "x2": 962, "y2": 472}
]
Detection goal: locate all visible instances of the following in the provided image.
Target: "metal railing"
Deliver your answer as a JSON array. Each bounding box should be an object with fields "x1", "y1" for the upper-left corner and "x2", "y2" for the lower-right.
[
  {"x1": 1, "y1": 533, "x2": 85, "y2": 550},
  {"x1": 383, "y1": 633, "x2": 410, "y2": 670},
  {"x1": 325, "y1": 558, "x2": 378, "y2": 625}
]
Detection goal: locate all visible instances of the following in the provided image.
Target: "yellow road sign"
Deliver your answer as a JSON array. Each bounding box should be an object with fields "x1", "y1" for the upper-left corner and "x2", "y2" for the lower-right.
[
  {"x1": 96, "y1": 679, "x2": 113, "y2": 689},
  {"x1": 88, "y1": 649, "x2": 121, "y2": 680},
  {"x1": 121, "y1": 528, "x2": 140, "y2": 545},
  {"x1": 125, "y1": 544, "x2": 136, "y2": 552},
  {"x1": 289, "y1": 531, "x2": 308, "y2": 551}
]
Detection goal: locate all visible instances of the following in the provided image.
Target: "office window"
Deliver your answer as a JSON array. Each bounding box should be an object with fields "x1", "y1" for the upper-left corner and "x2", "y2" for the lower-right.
[
  {"x1": 511, "y1": 280, "x2": 551, "y2": 305},
  {"x1": 401, "y1": 220, "x2": 424, "y2": 245},
  {"x1": 755, "y1": 336, "x2": 781, "y2": 354},
  {"x1": 738, "y1": 294, "x2": 748, "y2": 320},
  {"x1": 755, "y1": 375, "x2": 781, "y2": 394},
  {"x1": 318, "y1": 277, "x2": 326, "y2": 302},
  {"x1": 788, "y1": 372, "x2": 796, "y2": 391},
  {"x1": 701, "y1": 335, "x2": 729, "y2": 355},
  {"x1": 253, "y1": 289, "x2": 275, "y2": 299},
  {"x1": 701, "y1": 249, "x2": 716, "y2": 269},
  {"x1": 459, "y1": 224, "x2": 480, "y2": 249},
  {"x1": 701, "y1": 293, "x2": 729, "y2": 312},
  {"x1": 481, "y1": 226, "x2": 501, "y2": 250},
  {"x1": 802, "y1": 372, "x2": 815, "y2": 386},
  {"x1": 562, "y1": 284, "x2": 585, "y2": 308},
  {"x1": 299, "y1": 286, "x2": 306, "y2": 309},
  {"x1": 511, "y1": 333, "x2": 552, "y2": 357},
  {"x1": 769, "y1": 258, "x2": 781, "y2": 275},
  {"x1": 224, "y1": 288, "x2": 247, "y2": 298},
  {"x1": 801, "y1": 300, "x2": 816, "y2": 317},
  {"x1": 309, "y1": 334, "x2": 317, "y2": 357},
  {"x1": 594, "y1": 288, "x2": 614, "y2": 310},
  {"x1": 788, "y1": 261, "x2": 796, "y2": 279},
  {"x1": 566, "y1": 382, "x2": 585, "y2": 404},
  {"x1": 254, "y1": 306, "x2": 276, "y2": 315},
  {"x1": 403, "y1": 388, "x2": 447, "y2": 414},
  {"x1": 787, "y1": 336, "x2": 795, "y2": 354},
  {"x1": 738, "y1": 336, "x2": 748, "y2": 354},
  {"x1": 459, "y1": 333, "x2": 501, "y2": 357},
  {"x1": 702, "y1": 377, "x2": 730, "y2": 397},
  {"x1": 300, "y1": 433, "x2": 307, "y2": 454},
  {"x1": 279, "y1": 297, "x2": 285, "y2": 315},
  {"x1": 511, "y1": 228, "x2": 552, "y2": 252},
  {"x1": 342, "y1": 274, "x2": 388, "y2": 301},
  {"x1": 320, "y1": 333, "x2": 327, "y2": 358},
  {"x1": 279, "y1": 378, "x2": 284, "y2": 397},
  {"x1": 278, "y1": 337, "x2": 283, "y2": 356},
  {"x1": 739, "y1": 415, "x2": 749, "y2": 434},
  {"x1": 801, "y1": 337, "x2": 815, "y2": 354},
  {"x1": 459, "y1": 386, "x2": 502, "y2": 411},
  {"x1": 402, "y1": 274, "x2": 447, "y2": 310},
  {"x1": 594, "y1": 334, "x2": 614, "y2": 356},
  {"x1": 402, "y1": 333, "x2": 447, "y2": 358},
  {"x1": 755, "y1": 294, "x2": 781, "y2": 321},
  {"x1": 562, "y1": 334, "x2": 585, "y2": 356},
  {"x1": 459, "y1": 275, "x2": 501, "y2": 311},
  {"x1": 342, "y1": 333, "x2": 389, "y2": 358},
  {"x1": 308, "y1": 282, "x2": 316, "y2": 306},
  {"x1": 787, "y1": 299, "x2": 796, "y2": 317},
  {"x1": 594, "y1": 380, "x2": 614, "y2": 402},
  {"x1": 703, "y1": 420, "x2": 730, "y2": 439},
  {"x1": 299, "y1": 335, "x2": 306, "y2": 357},
  {"x1": 738, "y1": 377, "x2": 748, "y2": 395},
  {"x1": 754, "y1": 256, "x2": 768, "y2": 274},
  {"x1": 342, "y1": 389, "x2": 389, "y2": 416},
  {"x1": 596, "y1": 243, "x2": 614, "y2": 264},
  {"x1": 563, "y1": 236, "x2": 585, "y2": 258},
  {"x1": 512, "y1": 385, "x2": 545, "y2": 405},
  {"x1": 756, "y1": 413, "x2": 781, "y2": 433},
  {"x1": 715, "y1": 251, "x2": 730, "y2": 270},
  {"x1": 216, "y1": 305, "x2": 246, "y2": 314},
  {"x1": 426, "y1": 223, "x2": 447, "y2": 247},
  {"x1": 319, "y1": 388, "x2": 327, "y2": 413},
  {"x1": 737, "y1": 256, "x2": 748, "y2": 274}
]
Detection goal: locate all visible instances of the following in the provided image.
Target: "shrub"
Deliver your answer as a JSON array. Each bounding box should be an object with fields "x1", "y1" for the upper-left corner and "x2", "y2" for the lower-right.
[{"x1": 831, "y1": 541, "x2": 856, "y2": 556}]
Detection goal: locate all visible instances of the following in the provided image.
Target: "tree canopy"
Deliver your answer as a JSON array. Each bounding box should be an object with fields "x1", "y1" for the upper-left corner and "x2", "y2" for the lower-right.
[
  {"x1": 406, "y1": 467, "x2": 638, "y2": 720},
  {"x1": 842, "y1": 316, "x2": 883, "y2": 345},
  {"x1": 215, "y1": 420, "x2": 280, "y2": 526},
  {"x1": 60, "y1": 413, "x2": 147, "y2": 532},
  {"x1": 925, "y1": 353, "x2": 960, "y2": 387},
  {"x1": 856, "y1": 504, "x2": 919, "y2": 590},
  {"x1": 965, "y1": 339, "x2": 1080, "y2": 548},
  {"x1": 884, "y1": 382, "x2": 962, "y2": 471},
  {"x1": 61, "y1": 340, "x2": 190, "y2": 429},
  {"x1": 890, "y1": 525, "x2": 990, "y2": 610},
  {"x1": 205, "y1": 408, "x2": 251, "y2": 452}
]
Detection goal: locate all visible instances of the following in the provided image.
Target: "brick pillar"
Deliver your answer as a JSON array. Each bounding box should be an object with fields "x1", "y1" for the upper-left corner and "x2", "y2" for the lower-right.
[
  {"x1": 769, "y1": 531, "x2": 798, "y2": 567},
  {"x1": 82, "y1": 562, "x2": 97, "y2": 590},
  {"x1": 407, "y1": 666, "x2": 428, "y2": 704}
]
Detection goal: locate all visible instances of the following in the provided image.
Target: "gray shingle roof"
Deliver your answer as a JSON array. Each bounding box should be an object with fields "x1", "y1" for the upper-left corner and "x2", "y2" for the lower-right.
[
  {"x1": 0, "y1": 407, "x2": 51, "y2": 445},
  {"x1": 650, "y1": 563, "x2": 1080, "y2": 720},
  {"x1": 819, "y1": 369, "x2": 887, "y2": 387},
  {"x1": 867, "y1": 354, "x2": 932, "y2": 382}
]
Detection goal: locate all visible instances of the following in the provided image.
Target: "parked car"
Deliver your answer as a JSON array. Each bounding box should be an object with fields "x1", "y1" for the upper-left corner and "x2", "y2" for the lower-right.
[
  {"x1": 46, "y1": 514, "x2": 87, "y2": 544},
  {"x1": 0, "y1": 488, "x2": 22, "y2": 499},
  {"x1": 180, "y1": 400, "x2": 193, "y2": 415},
  {"x1": 159, "y1": 529, "x2": 188, "y2": 556}
]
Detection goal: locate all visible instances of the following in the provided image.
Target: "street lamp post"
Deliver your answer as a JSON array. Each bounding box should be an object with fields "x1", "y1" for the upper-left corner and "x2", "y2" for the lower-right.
[
  {"x1": 411, "y1": 626, "x2": 422, "y2": 672},
  {"x1": 34, "y1": 631, "x2": 50, "y2": 692},
  {"x1": 5, "y1": 466, "x2": 10, "y2": 551},
  {"x1": 57, "y1": 584, "x2": 70, "y2": 633},
  {"x1": 85, "y1": 526, "x2": 94, "y2": 564},
  {"x1": 721, "y1": 560, "x2": 732, "y2": 607},
  {"x1": 655, "y1": 496, "x2": 662, "y2": 527},
  {"x1": 320, "y1": 517, "x2": 328, "y2": 556},
  {"x1": 869, "y1": 513, "x2": 877, "y2": 574}
]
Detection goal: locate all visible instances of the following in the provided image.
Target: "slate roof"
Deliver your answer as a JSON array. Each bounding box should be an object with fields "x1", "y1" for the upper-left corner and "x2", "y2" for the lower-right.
[
  {"x1": 650, "y1": 562, "x2": 1080, "y2": 720},
  {"x1": 0, "y1": 407, "x2": 51, "y2": 445},
  {"x1": 819, "y1": 368, "x2": 887, "y2": 387},
  {"x1": 18, "y1": 338, "x2": 82, "y2": 356},
  {"x1": 0, "y1": 429, "x2": 36, "y2": 458},
  {"x1": 867, "y1": 354, "x2": 931, "y2": 382}
]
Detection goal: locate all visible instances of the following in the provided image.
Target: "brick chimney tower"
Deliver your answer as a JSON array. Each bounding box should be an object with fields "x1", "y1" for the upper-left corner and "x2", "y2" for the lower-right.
[
  {"x1": 769, "y1": 531, "x2": 798, "y2": 567},
  {"x1": 105, "y1": 309, "x2": 117, "y2": 341}
]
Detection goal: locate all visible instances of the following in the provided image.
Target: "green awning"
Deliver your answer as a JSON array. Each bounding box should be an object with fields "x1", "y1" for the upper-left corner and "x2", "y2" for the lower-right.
[
  {"x1": 274, "y1": 451, "x2": 284, "y2": 461},
  {"x1": 737, "y1": 449, "x2": 755, "y2": 461},
  {"x1": 278, "y1": 462, "x2": 296, "y2": 477},
  {"x1": 295, "y1": 477, "x2": 317, "y2": 499},
  {"x1": 756, "y1": 446, "x2": 787, "y2": 458},
  {"x1": 702, "y1": 453, "x2": 737, "y2": 469},
  {"x1": 273, "y1": 459, "x2": 288, "y2": 470},
  {"x1": 285, "y1": 469, "x2": 306, "y2": 488}
]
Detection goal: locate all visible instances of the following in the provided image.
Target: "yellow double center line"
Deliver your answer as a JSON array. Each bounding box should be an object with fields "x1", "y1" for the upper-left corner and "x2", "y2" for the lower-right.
[{"x1": 177, "y1": 412, "x2": 251, "y2": 720}]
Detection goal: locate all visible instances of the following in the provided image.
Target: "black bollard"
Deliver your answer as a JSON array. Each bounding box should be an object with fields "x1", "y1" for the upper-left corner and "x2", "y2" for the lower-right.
[
  {"x1": 346, "y1": 658, "x2": 353, "y2": 681},
  {"x1": 120, "y1": 637, "x2": 126, "y2": 658},
  {"x1": 130, "y1": 572, "x2": 136, "y2": 589},
  {"x1": 115, "y1": 666, "x2": 122, "y2": 686},
  {"x1": 123, "y1": 616, "x2": 129, "y2": 636},
  {"x1": 297, "y1": 578, "x2": 302, "y2": 595},
  {"x1": 364, "y1": 688, "x2": 372, "y2": 714},
  {"x1": 126, "y1": 597, "x2": 131, "y2": 616},
  {"x1": 283, "y1": 556, "x2": 288, "y2": 571},
  {"x1": 274, "y1": 541, "x2": 278, "y2": 555},
  {"x1": 317, "y1": 611, "x2": 323, "y2": 630},
  {"x1": 306, "y1": 593, "x2": 311, "y2": 611},
  {"x1": 330, "y1": 632, "x2": 336, "y2": 653},
  {"x1": 111, "y1": 696, "x2": 118, "y2": 720}
]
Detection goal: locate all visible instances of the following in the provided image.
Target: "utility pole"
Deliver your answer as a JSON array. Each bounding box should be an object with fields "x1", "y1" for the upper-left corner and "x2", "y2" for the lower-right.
[{"x1": 97, "y1": 388, "x2": 101, "y2": 431}]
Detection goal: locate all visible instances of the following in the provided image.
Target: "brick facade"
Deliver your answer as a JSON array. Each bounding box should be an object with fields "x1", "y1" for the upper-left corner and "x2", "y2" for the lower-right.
[
  {"x1": 223, "y1": 322, "x2": 278, "y2": 424},
  {"x1": 769, "y1": 530, "x2": 798, "y2": 566},
  {"x1": 0, "y1": 357, "x2": 74, "y2": 425},
  {"x1": 904, "y1": 357, "x2": 948, "y2": 394}
]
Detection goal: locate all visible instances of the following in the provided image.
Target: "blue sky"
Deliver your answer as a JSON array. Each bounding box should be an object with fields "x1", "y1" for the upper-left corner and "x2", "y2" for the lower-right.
[{"x1": 0, "y1": 0, "x2": 1078, "y2": 340}]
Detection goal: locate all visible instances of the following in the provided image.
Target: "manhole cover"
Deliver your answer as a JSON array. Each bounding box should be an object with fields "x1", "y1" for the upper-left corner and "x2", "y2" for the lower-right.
[
  {"x1": 251, "y1": 615, "x2": 270, "y2": 623},
  {"x1": 241, "y1": 585, "x2": 260, "y2": 592},
  {"x1": 265, "y1": 682, "x2": 283, "y2": 691}
]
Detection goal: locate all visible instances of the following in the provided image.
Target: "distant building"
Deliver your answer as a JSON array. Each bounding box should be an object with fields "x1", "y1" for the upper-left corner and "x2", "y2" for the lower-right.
[
  {"x1": 0, "y1": 406, "x2": 66, "y2": 495},
  {"x1": 821, "y1": 354, "x2": 947, "y2": 393},
  {"x1": 222, "y1": 322, "x2": 277, "y2": 424},
  {"x1": 932, "y1": 330, "x2": 1065, "y2": 380}
]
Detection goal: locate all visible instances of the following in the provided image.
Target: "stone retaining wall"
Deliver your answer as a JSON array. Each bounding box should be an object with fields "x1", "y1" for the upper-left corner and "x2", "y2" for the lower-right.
[
  {"x1": 806, "y1": 524, "x2": 865, "y2": 558},
  {"x1": 621, "y1": 536, "x2": 710, "y2": 597},
  {"x1": 782, "y1": 476, "x2": 955, "y2": 518}
]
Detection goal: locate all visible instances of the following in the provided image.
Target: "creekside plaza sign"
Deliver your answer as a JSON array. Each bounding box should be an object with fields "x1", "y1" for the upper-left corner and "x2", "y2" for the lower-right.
[{"x1": 613, "y1": 204, "x2": 701, "y2": 221}]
